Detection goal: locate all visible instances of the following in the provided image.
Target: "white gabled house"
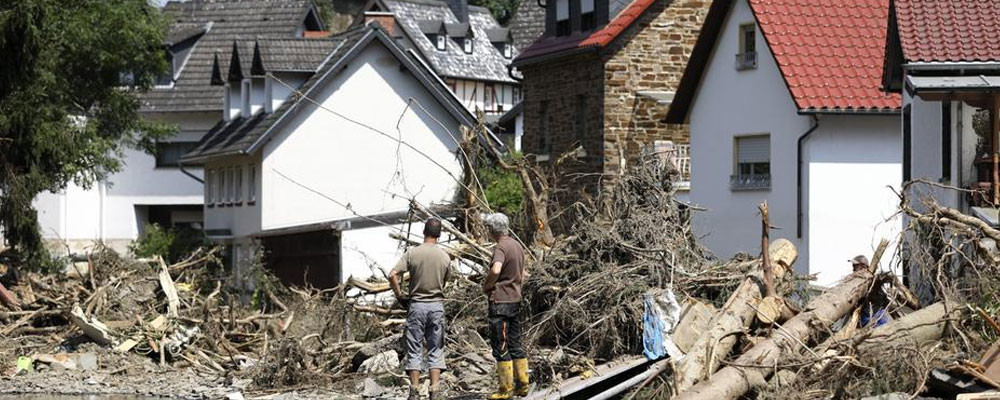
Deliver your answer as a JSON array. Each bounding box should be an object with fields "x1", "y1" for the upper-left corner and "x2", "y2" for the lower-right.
[
  {"x1": 665, "y1": 0, "x2": 903, "y2": 286},
  {"x1": 180, "y1": 24, "x2": 482, "y2": 288},
  {"x1": 29, "y1": 0, "x2": 327, "y2": 254}
]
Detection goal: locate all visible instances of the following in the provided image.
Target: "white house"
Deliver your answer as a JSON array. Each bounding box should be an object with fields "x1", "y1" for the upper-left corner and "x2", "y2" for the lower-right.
[
  {"x1": 665, "y1": 0, "x2": 903, "y2": 286},
  {"x1": 180, "y1": 24, "x2": 483, "y2": 288},
  {"x1": 881, "y1": 0, "x2": 1000, "y2": 232},
  {"x1": 30, "y1": 0, "x2": 327, "y2": 254}
]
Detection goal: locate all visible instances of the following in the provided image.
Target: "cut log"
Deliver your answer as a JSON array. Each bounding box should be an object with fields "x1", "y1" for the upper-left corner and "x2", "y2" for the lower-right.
[
  {"x1": 857, "y1": 301, "x2": 962, "y2": 352},
  {"x1": 346, "y1": 276, "x2": 390, "y2": 293},
  {"x1": 672, "y1": 238, "x2": 797, "y2": 392},
  {"x1": 673, "y1": 270, "x2": 875, "y2": 400}
]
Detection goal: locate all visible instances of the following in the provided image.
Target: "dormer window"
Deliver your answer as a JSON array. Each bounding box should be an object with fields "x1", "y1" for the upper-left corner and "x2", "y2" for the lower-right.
[
  {"x1": 436, "y1": 34, "x2": 447, "y2": 50},
  {"x1": 581, "y1": 0, "x2": 596, "y2": 31},
  {"x1": 556, "y1": 0, "x2": 570, "y2": 36},
  {"x1": 463, "y1": 37, "x2": 473, "y2": 53},
  {"x1": 503, "y1": 43, "x2": 512, "y2": 58},
  {"x1": 156, "y1": 50, "x2": 175, "y2": 86}
]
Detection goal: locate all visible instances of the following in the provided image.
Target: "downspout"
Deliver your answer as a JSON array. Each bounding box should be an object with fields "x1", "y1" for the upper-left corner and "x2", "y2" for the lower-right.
[
  {"x1": 178, "y1": 160, "x2": 205, "y2": 184},
  {"x1": 797, "y1": 115, "x2": 820, "y2": 238},
  {"x1": 956, "y1": 102, "x2": 964, "y2": 211}
]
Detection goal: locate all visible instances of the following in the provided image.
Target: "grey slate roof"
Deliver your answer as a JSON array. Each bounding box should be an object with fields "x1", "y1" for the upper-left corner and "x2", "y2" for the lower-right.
[
  {"x1": 182, "y1": 25, "x2": 483, "y2": 163},
  {"x1": 382, "y1": 0, "x2": 517, "y2": 83},
  {"x1": 507, "y1": 0, "x2": 545, "y2": 51},
  {"x1": 257, "y1": 38, "x2": 343, "y2": 72},
  {"x1": 141, "y1": 0, "x2": 320, "y2": 113}
]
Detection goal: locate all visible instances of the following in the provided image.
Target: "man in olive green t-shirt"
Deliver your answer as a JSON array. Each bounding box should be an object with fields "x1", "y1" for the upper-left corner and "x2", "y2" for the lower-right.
[{"x1": 389, "y1": 218, "x2": 451, "y2": 400}]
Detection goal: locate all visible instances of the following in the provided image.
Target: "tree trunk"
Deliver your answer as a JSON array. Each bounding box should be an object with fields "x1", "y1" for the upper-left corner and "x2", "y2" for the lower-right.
[
  {"x1": 858, "y1": 301, "x2": 961, "y2": 352},
  {"x1": 674, "y1": 270, "x2": 875, "y2": 400},
  {"x1": 672, "y1": 239, "x2": 797, "y2": 392}
]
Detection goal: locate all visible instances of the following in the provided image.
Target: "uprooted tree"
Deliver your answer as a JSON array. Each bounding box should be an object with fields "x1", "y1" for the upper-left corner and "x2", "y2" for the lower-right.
[{"x1": 0, "y1": 0, "x2": 173, "y2": 265}]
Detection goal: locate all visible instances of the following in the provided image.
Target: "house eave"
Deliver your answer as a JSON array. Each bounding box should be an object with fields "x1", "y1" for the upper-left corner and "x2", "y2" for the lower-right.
[{"x1": 797, "y1": 108, "x2": 901, "y2": 116}]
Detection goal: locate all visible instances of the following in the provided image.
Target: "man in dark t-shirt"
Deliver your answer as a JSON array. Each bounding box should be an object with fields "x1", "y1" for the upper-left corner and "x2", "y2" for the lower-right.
[{"x1": 483, "y1": 213, "x2": 528, "y2": 399}]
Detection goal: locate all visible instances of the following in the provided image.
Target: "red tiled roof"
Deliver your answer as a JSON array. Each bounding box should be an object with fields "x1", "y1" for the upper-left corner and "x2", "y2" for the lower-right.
[
  {"x1": 513, "y1": 0, "x2": 657, "y2": 63},
  {"x1": 749, "y1": 0, "x2": 901, "y2": 111},
  {"x1": 894, "y1": 0, "x2": 1000, "y2": 63}
]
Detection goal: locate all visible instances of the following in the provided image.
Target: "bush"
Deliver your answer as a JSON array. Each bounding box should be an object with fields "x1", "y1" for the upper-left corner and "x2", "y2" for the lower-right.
[
  {"x1": 130, "y1": 224, "x2": 207, "y2": 263},
  {"x1": 478, "y1": 157, "x2": 523, "y2": 216}
]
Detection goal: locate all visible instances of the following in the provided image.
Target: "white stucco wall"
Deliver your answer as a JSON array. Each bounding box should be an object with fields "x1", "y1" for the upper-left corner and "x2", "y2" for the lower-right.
[
  {"x1": 32, "y1": 111, "x2": 212, "y2": 251},
  {"x1": 904, "y1": 93, "x2": 982, "y2": 211},
  {"x1": 260, "y1": 41, "x2": 464, "y2": 231},
  {"x1": 688, "y1": 0, "x2": 902, "y2": 285},
  {"x1": 689, "y1": 0, "x2": 809, "y2": 269},
  {"x1": 805, "y1": 115, "x2": 901, "y2": 285}
]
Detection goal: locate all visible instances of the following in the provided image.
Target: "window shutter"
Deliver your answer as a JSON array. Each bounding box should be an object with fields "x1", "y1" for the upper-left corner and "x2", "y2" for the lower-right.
[
  {"x1": 737, "y1": 136, "x2": 770, "y2": 163},
  {"x1": 582, "y1": 0, "x2": 595, "y2": 13},
  {"x1": 556, "y1": 0, "x2": 569, "y2": 20}
]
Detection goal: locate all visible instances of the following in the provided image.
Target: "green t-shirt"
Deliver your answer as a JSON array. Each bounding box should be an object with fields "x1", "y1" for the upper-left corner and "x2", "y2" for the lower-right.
[{"x1": 392, "y1": 243, "x2": 451, "y2": 302}]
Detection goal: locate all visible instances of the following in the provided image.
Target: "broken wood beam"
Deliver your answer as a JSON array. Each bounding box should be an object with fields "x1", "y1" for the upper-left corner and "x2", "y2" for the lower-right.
[
  {"x1": 674, "y1": 269, "x2": 877, "y2": 400},
  {"x1": 157, "y1": 257, "x2": 180, "y2": 317},
  {"x1": 672, "y1": 238, "x2": 797, "y2": 392}
]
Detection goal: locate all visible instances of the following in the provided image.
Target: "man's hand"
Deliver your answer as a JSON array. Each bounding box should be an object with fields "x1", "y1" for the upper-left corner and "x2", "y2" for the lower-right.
[{"x1": 396, "y1": 296, "x2": 410, "y2": 309}]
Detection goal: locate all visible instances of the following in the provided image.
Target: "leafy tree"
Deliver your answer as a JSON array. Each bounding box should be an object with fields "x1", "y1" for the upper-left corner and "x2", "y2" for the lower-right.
[
  {"x1": 470, "y1": 0, "x2": 520, "y2": 25},
  {"x1": 0, "y1": 0, "x2": 172, "y2": 266}
]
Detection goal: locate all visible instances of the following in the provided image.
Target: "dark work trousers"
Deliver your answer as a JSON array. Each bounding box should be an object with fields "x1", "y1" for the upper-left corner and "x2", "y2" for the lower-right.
[{"x1": 488, "y1": 301, "x2": 525, "y2": 362}]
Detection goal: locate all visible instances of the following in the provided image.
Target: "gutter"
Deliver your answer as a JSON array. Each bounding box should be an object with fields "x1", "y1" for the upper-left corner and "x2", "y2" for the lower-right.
[
  {"x1": 798, "y1": 108, "x2": 900, "y2": 116},
  {"x1": 178, "y1": 160, "x2": 204, "y2": 184},
  {"x1": 797, "y1": 115, "x2": 820, "y2": 238}
]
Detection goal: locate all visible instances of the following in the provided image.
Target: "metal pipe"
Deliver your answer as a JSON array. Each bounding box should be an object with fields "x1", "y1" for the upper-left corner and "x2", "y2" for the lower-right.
[
  {"x1": 797, "y1": 115, "x2": 820, "y2": 238},
  {"x1": 587, "y1": 365, "x2": 658, "y2": 400},
  {"x1": 178, "y1": 160, "x2": 204, "y2": 184}
]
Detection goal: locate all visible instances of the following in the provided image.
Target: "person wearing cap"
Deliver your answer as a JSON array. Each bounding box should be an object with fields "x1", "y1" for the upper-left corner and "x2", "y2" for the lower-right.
[
  {"x1": 482, "y1": 213, "x2": 529, "y2": 399},
  {"x1": 849, "y1": 255, "x2": 890, "y2": 328},
  {"x1": 389, "y1": 218, "x2": 452, "y2": 400}
]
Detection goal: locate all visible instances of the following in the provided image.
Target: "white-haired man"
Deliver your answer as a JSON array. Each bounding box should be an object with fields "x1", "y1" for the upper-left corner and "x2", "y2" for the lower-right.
[{"x1": 482, "y1": 213, "x2": 529, "y2": 399}]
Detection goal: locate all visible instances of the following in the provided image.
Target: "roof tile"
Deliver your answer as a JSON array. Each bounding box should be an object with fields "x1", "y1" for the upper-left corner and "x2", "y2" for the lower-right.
[
  {"x1": 749, "y1": 0, "x2": 900, "y2": 111},
  {"x1": 895, "y1": 0, "x2": 1000, "y2": 62}
]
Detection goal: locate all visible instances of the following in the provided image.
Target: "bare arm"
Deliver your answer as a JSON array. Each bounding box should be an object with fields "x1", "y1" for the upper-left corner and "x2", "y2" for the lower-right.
[
  {"x1": 389, "y1": 268, "x2": 404, "y2": 300},
  {"x1": 482, "y1": 261, "x2": 503, "y2": 294}
]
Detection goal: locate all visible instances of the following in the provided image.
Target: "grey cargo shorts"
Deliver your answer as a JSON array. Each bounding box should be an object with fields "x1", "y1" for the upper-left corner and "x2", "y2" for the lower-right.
[{"x1": 404, "y1": 301, "x2": 446, "y2": 371}]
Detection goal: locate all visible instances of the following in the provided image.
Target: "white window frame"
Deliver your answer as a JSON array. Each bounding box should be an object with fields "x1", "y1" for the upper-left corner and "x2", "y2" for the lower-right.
[
  {"x1": 234, "y1": 166, "x2": 243, "y2": 205},
  {"x1": 436, "y1": 34, "x2": 446, "y2": 51},
  {"x1": 463, "y1": 37, "x2": 473, "y2": 54},
  {"x1": 216, "y1": 167, "x2": 225, "y2": 206},
  {"x1": 206, "y1": 169, "x2": 215, "y2": 206},
  {"x1": 503, "y1": 43, "x2": 512, "y2": 58},
  {"x1": 226, "y1": 167, "x2": 235, "y2": 204},
  {"x1": 248, "y1": 164, "x2": 257, "y2": 204},
  {"x1": 732, "y1": 134, "x2": 771, "y2": 190}
]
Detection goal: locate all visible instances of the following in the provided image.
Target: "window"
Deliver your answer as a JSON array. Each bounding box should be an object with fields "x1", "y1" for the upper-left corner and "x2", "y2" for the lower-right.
[
  {"x1": 154, "y1": 141, "x2": 198, "y2": 167},
  {"x1": 484, "y1": 84, "x2": 496, "y2": 112},
  {"x1": 226, "y1": 168, "x2": 235, "y2": 204},
  {"x1": 555, "y1": 0, "x2": 570, "y2": 36},
  {"x1": 206, "y1": 169, "x2": 215, "y2": 206},
  {"x1": 216, "y1": 167, "x2": 225, "y2": 206},
  {"x1": 248, "y1": 165, "x2": 257, "y2": 204},
  {"x1": 736, "y1": 24, "x2": 757, "y2": 70},
  {"x1": 732, "y1": 135, "x2": 770, "y2": 190},
  {"x1": 538, "y1": 100, "x2": 552, "y2": 155},
  {"x1": 513, "y1": 87, "x2": 521, "y2": 104},
  {"x1": 234, "y1": 166, "x2": 243, "y2": 205},
  {"x1": 581, "y1": 0, "x2": 596, "y2": 31},
  {"x1": 942, "y1": 101, "x2": 951, "y2": 181},
  {"x1": 156, "y1": 50, "x2": 174, "y2": 86},
  {"x1": 503, "y1": 43, "x2": 512, "y2": 58},
  {"x1": 436, "y1": 34, "x2": 446, "y2": 51},
  {"x1": 462, "y1": 37, "x2": 473, "y2": 54},
  {"x1": 240, "y1": 79, "x2": 251, "y2": 117}
]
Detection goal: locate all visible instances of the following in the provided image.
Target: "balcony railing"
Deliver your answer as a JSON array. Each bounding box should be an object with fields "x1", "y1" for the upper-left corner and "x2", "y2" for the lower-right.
[
  {"x1": 672, "y1": 144, "x2": 691, "y2": 188},
  {"x1": 735, "y1": 51, "x2": 757, "y2": 70},
  {"x1": 730, "y1": 173, "x2": 770, "y2": 191}
]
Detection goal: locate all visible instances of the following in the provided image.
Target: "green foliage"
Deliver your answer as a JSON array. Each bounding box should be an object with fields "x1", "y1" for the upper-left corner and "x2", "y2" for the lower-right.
[
  {"x1": 478, "y1": 154, "x2": 524, "y2": 215},
  {"x1": 470, "y1": 0, "x2": 521, "y2": 25},
  {"x1": 0, "y1": 0, "x2": 172, "y2": 266},
  {"x1": 130, "y1": 224, "x2": 207, "y2": 264}
]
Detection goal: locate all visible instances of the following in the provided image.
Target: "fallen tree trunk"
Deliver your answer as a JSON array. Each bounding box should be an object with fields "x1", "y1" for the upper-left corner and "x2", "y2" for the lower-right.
[
  {"x1": 857, "y1": 300, "x2": 962, "y2": 352},
  {"x1": 673, "y1": 238, "x2": 797, "y2": 392},
  {"x1": 674, "y1": 269, "x2": 875, "y2": 400}
]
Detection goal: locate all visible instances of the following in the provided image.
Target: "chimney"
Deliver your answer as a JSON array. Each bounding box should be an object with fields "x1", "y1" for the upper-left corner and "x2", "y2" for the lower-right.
[
  {"x1": 364, "y1": 11, "x2": 398, "y2": 36},
  {"x1": 445, "y1": 0, "x2": 469, "y2": 23}
]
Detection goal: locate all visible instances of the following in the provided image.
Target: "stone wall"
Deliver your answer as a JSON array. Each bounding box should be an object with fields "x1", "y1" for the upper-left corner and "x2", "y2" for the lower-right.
[{"x1": 601, "y1": 0, "x2": 708, "y2": 179}]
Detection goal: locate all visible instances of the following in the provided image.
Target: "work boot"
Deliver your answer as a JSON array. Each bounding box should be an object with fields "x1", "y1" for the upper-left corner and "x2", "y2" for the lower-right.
[
  {"x1": 488, "y1": 360, "x2": 514, "y2": 399},
  {"x1": 407, "y1": 386, "x2": 420, "y2": 400},
  {"x1": 429, "y1": 389, "x2": 440, "y2": 400},
  {"x1": 513, "y1": 358, "x2": 530, "y2": 396}
]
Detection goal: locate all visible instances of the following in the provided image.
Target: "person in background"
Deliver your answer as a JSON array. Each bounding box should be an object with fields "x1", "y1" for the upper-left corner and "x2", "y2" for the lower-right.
[
  {"x1": 482, "y1": 213, "x2": 529, "y2": 399},
  {"x1": 389, "y1": 218, "x2": 451, "y2": 400},
  {"x1": 850, "y1": 255, "x2": 890, "y2": 328}
]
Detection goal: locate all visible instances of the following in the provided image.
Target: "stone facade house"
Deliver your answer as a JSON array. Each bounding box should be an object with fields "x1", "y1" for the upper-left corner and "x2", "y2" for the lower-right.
[{"x1": 512, "y1": 0, "x2": 710, "y2": 193}]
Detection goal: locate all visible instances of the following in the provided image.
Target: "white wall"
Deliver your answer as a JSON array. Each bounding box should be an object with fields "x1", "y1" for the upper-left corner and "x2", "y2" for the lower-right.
[
  {"x1": 688, "y1": 0, "x2": 809, "y2": 271},
  {"x1": 805, "y1": 115, "x2": 901, "y2": 285},
  {"x1": 32, "y1": 111, "x2": 212, "y2": 251},
  {"x1": 688, "y1": 0, "x2": 902, "y2": 285},
  {"x1": 270, "y1": 72, "x2": 310, "y2": 113},
  {"x1": 905, "y1": 93, "x2": 983, "y2": 211},
  {"x1": 260, "y1": 41, "x2": 464, "y2": 231}
]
